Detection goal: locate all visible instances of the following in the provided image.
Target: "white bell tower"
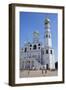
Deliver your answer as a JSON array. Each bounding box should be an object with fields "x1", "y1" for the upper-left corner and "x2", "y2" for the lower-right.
[
  {"x1": 43, "y1": 17, "x2": 55, "y2": 70},
  {"x1": 44, "y1": 18, "x2": 52, "y2": 47}
]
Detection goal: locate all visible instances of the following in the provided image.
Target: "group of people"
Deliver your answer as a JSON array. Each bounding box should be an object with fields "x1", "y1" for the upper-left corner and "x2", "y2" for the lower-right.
[
  {"x1": 27, "y1": 65, "x2": 48, "y2": 75},
  {"x1": 42, "y1": 68, "x2": 47, "y2": 75}
]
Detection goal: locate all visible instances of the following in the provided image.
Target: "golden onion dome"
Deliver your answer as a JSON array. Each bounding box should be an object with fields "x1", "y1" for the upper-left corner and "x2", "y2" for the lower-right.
[
  {"x1": 33, "y1": 31, "x2": 39, "y2": 37},
  {"x1": 45, "y1": 17, "x2": 50, "y2": 25}
]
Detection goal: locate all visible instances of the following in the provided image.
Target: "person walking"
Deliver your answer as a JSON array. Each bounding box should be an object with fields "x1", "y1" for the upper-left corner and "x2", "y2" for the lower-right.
[{"x1": 45, "y1": 65, "x2": 47, "y2": 74}]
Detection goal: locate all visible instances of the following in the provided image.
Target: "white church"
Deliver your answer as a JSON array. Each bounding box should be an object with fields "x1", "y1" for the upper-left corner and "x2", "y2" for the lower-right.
[{"x1": 20, "y1": 18, "x2": 56, "y2": 70}]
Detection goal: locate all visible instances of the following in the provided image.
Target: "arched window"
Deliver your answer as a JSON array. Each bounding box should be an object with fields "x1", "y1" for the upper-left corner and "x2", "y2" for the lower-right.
[
  {"x1": 33, "y1": 45, "x2": 37, "y2": 50},
  {"x1": 30, "y1": 44, "x2": 32, "y2": 47},
  {"x1": 38, "y1": 43, "x2": 40, "y2": 46}
]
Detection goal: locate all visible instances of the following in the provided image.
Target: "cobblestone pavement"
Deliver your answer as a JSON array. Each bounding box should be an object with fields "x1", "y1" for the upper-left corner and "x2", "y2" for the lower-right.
[{"x1": 20, "y1": 70, "x2": 58, "y2": 78}]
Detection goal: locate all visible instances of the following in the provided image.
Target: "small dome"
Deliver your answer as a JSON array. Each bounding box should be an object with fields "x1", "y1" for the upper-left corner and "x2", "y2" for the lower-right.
[
  {"x1": 45, "y1": 17, "x2": 50, "y2": 24},
  {"x1": 33, "y1": 31, "x2": 39, "y2": 35},
  {"x1": 33, "y1": 31, "x2": 39, "y2": 37}
]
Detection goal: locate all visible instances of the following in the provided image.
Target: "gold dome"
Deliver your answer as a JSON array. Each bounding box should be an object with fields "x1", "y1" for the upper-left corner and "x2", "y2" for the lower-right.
[
  {"x1": 45, "y1": 17, "x2": 50, "y2": 24},
  {"x1": 33, "y1": 31, "x2": 39, "y2": 37}
]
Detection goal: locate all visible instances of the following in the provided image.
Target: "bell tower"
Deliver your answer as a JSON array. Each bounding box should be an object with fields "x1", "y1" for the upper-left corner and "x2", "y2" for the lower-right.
[
  {"x1": 44, "y1": 18, "x2": 52, "y2": 48},
  {"x1": 43, "y1": 17, "x2": 55, "y2": 70}
]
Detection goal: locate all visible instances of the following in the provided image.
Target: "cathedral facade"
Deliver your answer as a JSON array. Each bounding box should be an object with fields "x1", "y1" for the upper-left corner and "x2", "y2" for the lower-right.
[{"x1": 20, "y1": 18, "x2": 55, "y2": 70}]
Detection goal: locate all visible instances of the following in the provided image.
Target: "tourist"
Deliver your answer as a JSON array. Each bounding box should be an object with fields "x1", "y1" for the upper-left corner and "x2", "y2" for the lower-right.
[{"x1": 45, "y1": 65, "x2": 47, "y2": 74}]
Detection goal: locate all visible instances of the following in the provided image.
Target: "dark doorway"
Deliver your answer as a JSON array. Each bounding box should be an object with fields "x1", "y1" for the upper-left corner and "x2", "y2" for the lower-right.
[
  {"x1": 33, "y1": 45, "x2": 37, "y2": 50},
  {"x1": 46, "y1": 50, "x2": 48, "y2": 54},
  {"x1": 24, "y1": 48, "x2": 27, "y2": 52},
  {"x1": 55, "y1": 62, "x2": 58, "y2": 70},
  {"x1": 46, "y1": 64, "x2": 49, "y2": 69}
]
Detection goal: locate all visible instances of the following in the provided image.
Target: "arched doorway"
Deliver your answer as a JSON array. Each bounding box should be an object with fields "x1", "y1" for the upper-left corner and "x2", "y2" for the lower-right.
[
  {"x1": 46, "y1": 64, "x2": 49, "y2": 69},
  {"x1": 55, "y1": 62, "x2": 58, "y2": 70},
  {"x1": 33, "y1": 45, "x2": 37, "y2": 50}
]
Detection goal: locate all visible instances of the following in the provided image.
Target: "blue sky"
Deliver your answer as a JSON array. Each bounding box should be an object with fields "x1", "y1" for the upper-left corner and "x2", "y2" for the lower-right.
[{"x1": 20, "y1": 12, "x2": 58, "y2": 59}]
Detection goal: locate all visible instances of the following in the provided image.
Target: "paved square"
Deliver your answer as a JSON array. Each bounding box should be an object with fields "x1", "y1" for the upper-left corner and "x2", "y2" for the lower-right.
[{"x1": 20, "y1": 70, "x2": 58, "y2": 78}]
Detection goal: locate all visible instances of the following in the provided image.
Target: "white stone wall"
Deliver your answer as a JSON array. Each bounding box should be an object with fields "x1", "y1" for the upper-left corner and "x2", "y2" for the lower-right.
[
  {"x1": 20, "y1": 47, "x2": 55, "y2": 70},
  {"x1": 49, "y1": 49, "x2": 55, "y2": 69},
  {"x1": 42, "y1": 48, "x2": 55, "y2": 69},
  {"x1": 44, "y1": 37, "x2": 52, "y2": 47}
]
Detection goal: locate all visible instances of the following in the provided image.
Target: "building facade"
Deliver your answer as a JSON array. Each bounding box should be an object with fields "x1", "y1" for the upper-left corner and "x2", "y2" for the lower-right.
[{"x1": 20, "y1": 18, "x2": 55, "y2": 70}]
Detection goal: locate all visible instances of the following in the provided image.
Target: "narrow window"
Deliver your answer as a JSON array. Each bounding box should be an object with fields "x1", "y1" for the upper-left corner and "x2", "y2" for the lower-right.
[
  {"x1": 46, "y1": 50, "x2": 48, "y2": 54},
  {"x1": 50, "y1": 50, "x2": 52, "y2": 54},
  {"x1": 38, "y1": 44, "x2": 40, "y2": 46},
  {"x1": 46, "y1": 34, "x2": 48, "y2": 38},
  {"x1": 30, "y1": 48, "x2": 31, "y2": 50},
  {"x1": 24, "y1": 48, "x2": 27, "y2": 52},
  {"x1": 30, "y1": 44, "x2": 32, "y2": 47},
  {"x1": 38, "y1": 47, "x2": 40, "y2": 49}
]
